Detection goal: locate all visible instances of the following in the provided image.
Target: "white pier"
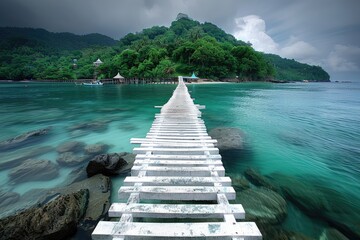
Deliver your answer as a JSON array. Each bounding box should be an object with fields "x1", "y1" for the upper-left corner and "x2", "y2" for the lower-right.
[{"x1": 92, "y1": 76, "x2": 262, "y2": 239}]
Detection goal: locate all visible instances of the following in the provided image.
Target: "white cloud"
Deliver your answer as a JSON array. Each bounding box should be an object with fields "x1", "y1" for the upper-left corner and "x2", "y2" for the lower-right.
[
  {"x1": 233, "y1": 15, "x2": 324, "y2": 67},
  {"x1": 327, "y1": 44, "x2": 360, "y2": 72},
  {"x1": 233, "y1": 15, "x2": 278, "y2": 53},
  {"x1": 280, "y1": 41, "x2": 319, "y2": 60}
]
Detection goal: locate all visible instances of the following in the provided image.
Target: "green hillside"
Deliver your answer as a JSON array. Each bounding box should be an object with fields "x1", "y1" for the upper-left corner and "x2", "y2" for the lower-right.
[{"x1": 0, "y1": 17, "x2": 330, "y2": 81}]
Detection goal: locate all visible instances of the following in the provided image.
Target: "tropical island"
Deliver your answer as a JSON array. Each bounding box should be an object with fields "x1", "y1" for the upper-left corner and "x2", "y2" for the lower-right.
[{"x1": 0, "y1": 14, "x2": 330, "y2": 82}]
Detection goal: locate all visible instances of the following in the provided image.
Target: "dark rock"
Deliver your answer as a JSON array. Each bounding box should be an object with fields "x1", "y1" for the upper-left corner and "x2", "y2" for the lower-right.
[
  {"x1": 208, "y1": 127, "x2": 244, "y2": 151},
  {"x1": 269, "y1": 173, "x2": 360, "y2": 239},
  {"x1": 84, "y1": 143, "x2": 109, "y2": 156},
  {"x1": 60, "y1": 166, "x2": 88, "y2": 186},
  {"x1": 0, "y1": 146, "x2": 53, "y2": 170},
  {"x1": 52, "y1": 175, "x2": 111, "y2": 235},
  {"x1": 231, "y1": 175, "x2": 250, "y2": 191},
  {"x1": 258, "y1": 225, "x2": 315, "y2": 240},
  {"x1": 86, "y1": 152, "x2": 131, "y2": 177},
  {"x1": 319, "y1": 228, "x2": 349, "y2": 240},
  {"x1": 236, "y1": 188, "x2": 287, "y2": 225},
  {"x1": 68, "y1": 121, "x2": 108, "y2": 134},
  {"x1": 0, "y1": 127, "x2": 51, "y2": 151},
  {"x1": 0, "y1": 189, "x2": 88, "y2": 240},
  {"x1": 56, "y1": 152, "x2": 86, "y2": 166},
  {"x1": 244, "y1": 168, "x2": 278, "y2": 191},
  {"x1": 56, "y1": 141, "x2": 85, "y2": 153},
  {"x1": 0, "y1": 190, "x2": 20, "y2": 209},
  {"x1": 9, "y1": 159, "x2": 59, "y2": 183}
]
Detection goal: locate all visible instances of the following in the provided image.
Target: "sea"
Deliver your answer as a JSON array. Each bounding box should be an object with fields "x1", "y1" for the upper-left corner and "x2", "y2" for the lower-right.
[{"x1": 0, "y1": 81, "x2": 359, "y2": 238}]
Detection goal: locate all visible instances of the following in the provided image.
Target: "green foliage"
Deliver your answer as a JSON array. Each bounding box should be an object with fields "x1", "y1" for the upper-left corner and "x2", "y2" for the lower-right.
[
  {"x1": 0, "y1": 20, "x2": 329, "y2": 81},
  {"x1": 263, "y1": 54, "x2": 330, "y2": 81}
]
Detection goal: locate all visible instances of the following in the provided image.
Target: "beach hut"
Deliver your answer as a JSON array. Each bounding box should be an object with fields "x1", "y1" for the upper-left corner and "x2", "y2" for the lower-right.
[
  {"x1": 113, "y1": 72, "x2": 125, "y2": 84},
  {"x1": 93, "y1": 58, "x2": 103, "y2": 67},
  {"x1": 184, "y1": 72, "x2": 199, "y2": 83}
]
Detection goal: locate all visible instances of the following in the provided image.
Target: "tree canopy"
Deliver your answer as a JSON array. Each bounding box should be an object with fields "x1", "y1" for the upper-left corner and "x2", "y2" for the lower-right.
[{"x1": 0, "y1": 18, "x2": 330, "y2": 82}]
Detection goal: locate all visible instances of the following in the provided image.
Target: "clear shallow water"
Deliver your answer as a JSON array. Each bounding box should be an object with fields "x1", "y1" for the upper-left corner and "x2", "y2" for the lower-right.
[{"x1": 1, "y1": 81, "x2": 359, "y2": 238}]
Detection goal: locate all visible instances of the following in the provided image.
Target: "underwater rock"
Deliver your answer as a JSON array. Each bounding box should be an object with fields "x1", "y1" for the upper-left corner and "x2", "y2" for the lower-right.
[
  {"x1": 0, "y1": 189, "x2": 88, "y2": 240},
  {"x1": 56, "y1": 152, "x2": 86, "y2": 166},
  {"x1": 56, "y1": 141, "x2": 85, "y2": 153},
  {"x1": 0, "y1": 127, "x2": 51, "y2": 151},
  {"x1": 0, "y1": 190, "x2": 20, "y2": 209},
  {"x1": 9, "y1": 159, "x2": 59, "y2": 183},
  {"x1": 231, "y1": 175, "x2": 250, "y2": 191},
  {"x1": 270, "y1": 173, "x2": 360, "y2": 239},
  {"x1": 68, "y1": 121, "x2": 108, "y2": 134},
  {"x1": 236, "y1": 187, "x2": 287, "y2": 225},
  {"x1": 319, "y1": 228, "x2": 349, "y2": 240},
  {"x1": 84, "y1": 143, "x2": 109, "y2": 156},
  {"x1": 258, "y1": 225, "x2": 315, "y2": 240},
  {"x1": 208, "y1": 127, "x2": 244, "y2": 151},
  {"x1": 244, "y1": 168, "x2": 278, "y2": 191},
  {"x1": 0, "y1": 146, "x2": 53, "y2": 170},
  {"x1": 61, "y1": 166, "x2": 88, "y2": 186},
  {"x1": 86, "y1": 152, "x2": 134, "y2": 177}
]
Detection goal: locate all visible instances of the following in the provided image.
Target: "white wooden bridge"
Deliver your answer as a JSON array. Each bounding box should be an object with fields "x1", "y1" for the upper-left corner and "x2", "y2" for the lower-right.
[{"x1": 92, "y1": 76, "x2": 262, "y2": 239}]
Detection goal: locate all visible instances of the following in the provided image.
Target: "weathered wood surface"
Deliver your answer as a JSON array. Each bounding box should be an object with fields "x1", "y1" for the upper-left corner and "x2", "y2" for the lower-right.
[{"x1": 92, "y1": 76, "x2": 262, "y2": 240}]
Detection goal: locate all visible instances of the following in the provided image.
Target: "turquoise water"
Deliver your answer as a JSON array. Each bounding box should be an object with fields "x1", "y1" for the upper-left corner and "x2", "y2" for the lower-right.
[{"x1": 0, "y1": 82, "x2": 359, "y2": 238}]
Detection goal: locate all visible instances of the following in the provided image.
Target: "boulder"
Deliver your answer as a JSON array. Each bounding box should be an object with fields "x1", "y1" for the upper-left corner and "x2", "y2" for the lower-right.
[
  {"x1": 319, "y1": 228, "x2": 349, "y2": 240},
  {"x1": 84, "y1": 143, "x2": 109, "y2": 156},
  {"x1": 86, "y1": 152, "x2": 134, "y2": 177},
  {"x1": 208, "y1": 127, "x2": 244, "y2": 151},
  {"x1": 236, "y1": 187, "x2": 287, "y2": 225},
  {"x1": 56, "y1": 141, "x2": 85, "y2": 153},
  {"x1": 68, "y1": 121, "x2": 108, "y2": 135},
  {"x1": 56, "y1": 152, "x2": 86, "y2": 166},
  {"x1": 9, "y1": 159, "x2": 59, "y2": 183},
  {"x1": 0, "y1": 146, "x2": 53, "y2": 170},
  {"x1": 0, "y1": 127, "x2": 51, "y2": 151},
  {"x1": 231, "y1": 175, "x2": 250, "y2": 191},
  {"x1": 0, "y1": 190, "x2": 20, "y2": 209},
  {"x1": 244, "y1": 168, "x2": 278, "y2": 191},
  {"x1": 270, "y1": 173, "x2": 360, "y2": 239},
  {"x1": 0, "y1": 189, "x2": 88, "y2": 240}
]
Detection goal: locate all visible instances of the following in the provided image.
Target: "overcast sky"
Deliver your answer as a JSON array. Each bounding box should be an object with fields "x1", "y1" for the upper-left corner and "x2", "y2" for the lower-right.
[{"x1": 1, "y1": 0, "x2": 359, "y2": 80}]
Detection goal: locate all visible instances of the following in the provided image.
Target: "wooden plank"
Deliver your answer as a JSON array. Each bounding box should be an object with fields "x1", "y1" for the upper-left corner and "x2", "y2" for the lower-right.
[
  {"x1": 138, "y1": 143, "x2": 215, "y2": 148},
  {"x1": 92, "y1": 221, "x2": 262, "y2": 239},
  {"x1": 133, "y1": 159, "x2": 223, "y2": 166},
  {"x1": 133, "y1": 147, "x2": 219, "y2": 154},
  {"x1": 144, "y1": 135, "x2": 212, "y2": 140},
  {"x1": 118, "y1": 186, "x2": 236, "y2": 200},
  {"x1": 131, "y1": 165, "x2": 225, "y2": 177},
  {"x1": 135, "y1": 154, "x2": 222, "y2": 160},
  {"x1": 109, "y1": 203, "x2": 245, "y2": 219},
  {"x1": 130, "y1": 138, "x2": 217, "y2": 144},
  {"x1": 123, "y1": 176, "x2": 232, "y2": 186}
]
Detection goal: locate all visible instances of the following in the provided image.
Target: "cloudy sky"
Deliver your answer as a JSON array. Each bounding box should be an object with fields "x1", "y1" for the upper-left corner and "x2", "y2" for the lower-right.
[{"x1": 1, "y1": 0, "x2": 359, "y2": 80}]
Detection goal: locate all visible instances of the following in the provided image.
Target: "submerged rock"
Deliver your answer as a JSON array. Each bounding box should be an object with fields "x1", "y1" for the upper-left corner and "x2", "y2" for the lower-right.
[
  {"x1": 86, "y1": 152, "x2": 135, "y2": 177},
  {"x1": 56, "y1": 152, "x2": 86, "y2": 166},
  {"x1": 0, "y1": 190, "x2": 20, "y2": 209},
  {"x1": 0, "y1": 189, "x2": 88, "y2": 240},
  {"x1": 244, "y1": 168, "x2": 277, "y2": 191},
  {"x1": 319, "y1": 228, "x2": 349, "y2": 240},
  {"x1": 231, "y1": 175, "x2": 250, "y2": 191},
  {"x1": 208, "y1": 127, "x2": 244, "y2": 151},
  {"x1": 258, "y1": 225, "x2": 315, "y2": 240},
  {"x1": 0, "y1": 146, "x2": 53, "y2": 170},
  {"x1": 68, "y1": 121, "x2": 108, "y2": 135},
  {"x1": 9, "y1": 159, "x2": 59, "y2": 183},
  {"x1": 270, "y1": 173, "x2": 360, "y2": 239},
  {"x1": 84, "y1": 143, "x2": 109, "y2": 156},
  {"x1": 236, "y1": 187, "x2": 287, "y2": 225},
  {"x1": 0, "y1": 127, "x2": 51, "y2": 151},
  {"x1": 56, "y1": 141, "x2": 85, "y2": 153}
]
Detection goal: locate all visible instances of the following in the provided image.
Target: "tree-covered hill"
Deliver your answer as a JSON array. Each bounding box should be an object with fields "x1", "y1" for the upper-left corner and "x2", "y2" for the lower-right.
[{"x1": 0, "y1": 16, "x2": 330, "y2": 81}]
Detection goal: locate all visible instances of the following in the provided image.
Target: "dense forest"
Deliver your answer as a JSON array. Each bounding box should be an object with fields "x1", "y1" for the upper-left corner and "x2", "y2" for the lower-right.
[{"x1": 0, "y1": 15, "x2": 330, "y2": 81}]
